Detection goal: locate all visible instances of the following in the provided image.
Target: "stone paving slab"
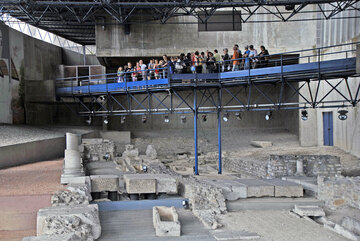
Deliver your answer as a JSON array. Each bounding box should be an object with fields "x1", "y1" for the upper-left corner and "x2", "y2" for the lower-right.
[
  {"x1": 234, "y1": 179, "x2": 274, "y2": 198},
  {"x1": 293, "y1": 205, "x2": 325, "y2": 217},
  {"x1": 262, "y1": 179, "x2": 303, "y2": 197}
]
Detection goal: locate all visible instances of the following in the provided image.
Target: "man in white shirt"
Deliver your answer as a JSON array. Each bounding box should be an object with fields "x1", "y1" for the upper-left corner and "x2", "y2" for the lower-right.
[
  {"x1": 139, "y1": 59, "x2": 147, "y2": 80},
  {"x1": 249, "y1": 45, "x2": 258, "y2": 68}
]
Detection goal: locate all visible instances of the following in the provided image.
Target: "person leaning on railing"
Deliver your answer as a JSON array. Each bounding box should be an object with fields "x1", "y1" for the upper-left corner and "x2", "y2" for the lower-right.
[
  {"x1": 232, "y1": 46, "x2": 240, "y2": 71},
  {"x1": 222, "y1": 48, "x2": 230, "y2": 72},
  {"x1": 117, "y1": 66, "x2": 124, "y2": 83},
  {"x1": 257, "y1": 45, "x2": 270, "y2": 68}
]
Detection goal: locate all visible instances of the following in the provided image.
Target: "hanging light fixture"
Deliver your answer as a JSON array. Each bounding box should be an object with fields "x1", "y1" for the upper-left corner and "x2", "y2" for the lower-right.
[
  {"x1": 103, "y1": 117, "x2": 109, "y2": 125},
  {"x1": 86, "y1": 116, "x2": 92, "y2": 125},
  {"x1": 265, "y1": 111, "x2": 272, "y2": 121},
  {"x1": 120, "y1": 116, "x2": 126, "y2": 124},
  {"x1": 338, "y1": 110, "x2": 348, "y2": 121},
  {"x1": 301, "y1": 110, "x2": 308, "y2": 121},
  {"x1": 223, "y1": 113, "x2": 229, "y2": 122},
  {"x1": 180, "y1": 115, "x2": 186, "y2": 123},
  {"x1": 202, "y1": 114, "x2": 207, "y2": 122}
]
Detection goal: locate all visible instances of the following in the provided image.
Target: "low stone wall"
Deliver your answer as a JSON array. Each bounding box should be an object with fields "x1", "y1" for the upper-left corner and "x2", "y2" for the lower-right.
[
  {"x1": 80, "y1": 138, "x2": 116, "y2": 162},
  {"x1": 318, "y1": 176, "x2": 360, "y2": 209},
  {"x1": 267, "y1": 155, "x2": 342, "y2": 178},
  {"x1": 223, "y1": 156, "x2": 267, "y2": 178}
]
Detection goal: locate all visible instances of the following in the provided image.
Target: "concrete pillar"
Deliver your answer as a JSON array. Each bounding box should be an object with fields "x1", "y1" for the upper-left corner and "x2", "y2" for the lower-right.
[
  {"x1": 66, "y1": 133, "x2": 79, "y2": 151},
  {"x1": 295, "y1": 160, "x2": 304, "y2": 176}
]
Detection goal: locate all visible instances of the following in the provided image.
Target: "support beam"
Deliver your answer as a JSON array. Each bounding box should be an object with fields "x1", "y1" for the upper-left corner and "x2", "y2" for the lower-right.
[
  {"x1": 218, "y1": 87, "x2": 222, "y2": 174},
  {"x1": 194, "y1": 87, "x2": 199, "y2": 175}
]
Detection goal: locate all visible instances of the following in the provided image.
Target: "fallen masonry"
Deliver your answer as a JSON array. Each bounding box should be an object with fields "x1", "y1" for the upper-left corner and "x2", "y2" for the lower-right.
[{"x1": 292, "y1": 205, "x2": 326, "y2": 217}]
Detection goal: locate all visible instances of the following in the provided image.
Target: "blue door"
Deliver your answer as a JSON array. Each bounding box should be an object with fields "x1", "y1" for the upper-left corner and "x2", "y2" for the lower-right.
[{"x1": 323, "y1": 112, "x2": 333, "y2": 146}]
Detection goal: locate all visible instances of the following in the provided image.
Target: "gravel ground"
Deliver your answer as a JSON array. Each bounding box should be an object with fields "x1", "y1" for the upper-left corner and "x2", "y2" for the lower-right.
[
  {"x1": 0, "y1": 125, "x2": 96, "y2": 147},
  {"x1": 219, "y1": 210, "x2": 348, "y2": 241}
]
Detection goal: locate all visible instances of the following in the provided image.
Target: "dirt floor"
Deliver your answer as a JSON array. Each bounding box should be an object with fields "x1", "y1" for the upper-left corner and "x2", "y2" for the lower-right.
[{"x1": 0, "y1": 159, "x2": 64, "y2": 241}]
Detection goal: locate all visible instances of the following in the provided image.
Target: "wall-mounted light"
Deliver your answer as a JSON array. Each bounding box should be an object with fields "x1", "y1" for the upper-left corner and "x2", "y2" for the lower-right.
[
  {"x1": 164, "y1": 115, "x2": 170, "y2": 123},
  {"x1": 103, "y1": 117, "x2": 109, "y2": 125},
  {"x1": 142, "y1": 115, "x2": 147, "y2": 123},
  {"x1": 235, "y1": 112, "x2": 242, "y2": 120},
  {"x1": 120, "y1": 116, "x2": 126, "y2": 124}
]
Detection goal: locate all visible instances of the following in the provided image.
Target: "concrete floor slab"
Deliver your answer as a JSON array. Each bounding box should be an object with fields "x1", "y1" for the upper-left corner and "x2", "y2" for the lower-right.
[{"x1": 98, "y1": 209, "x2": 216, "y2": 241}]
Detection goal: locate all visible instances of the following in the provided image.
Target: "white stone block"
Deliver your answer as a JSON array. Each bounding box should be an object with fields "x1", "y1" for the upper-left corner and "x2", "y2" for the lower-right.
[
  {"x1": 293, "y1": 205, "x2": 325, "y2": 217},
  {"x1": 90, "y1": 175, "x2": 119, "y2": 192},
  {"x1": 124, "y1": 174, "x2": 156, "y2": 194},
  {"x1": 37, "y1": 204, "x2": 100, "y2": 240},
  {"x1": 153, "y1": 206, "x2": 181, "y2": 237},
  {"x1": 23, "y1": 233, "x2": 79, "y2": 241},
  {"x1": 250, "y1": 141, "x2": 273, "y2": 148}
]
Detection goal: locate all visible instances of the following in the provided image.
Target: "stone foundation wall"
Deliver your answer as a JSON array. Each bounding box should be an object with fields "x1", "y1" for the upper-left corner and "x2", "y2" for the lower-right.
[
  {"x1": 267, "y1": 155, "x2": 342, "y2": 178},
  {"x1": 223, "y1": 157, "x2": 267, "y2": 178},
  {"x1": 318, "y1": 176, "x2": 360, "y2": 209}
]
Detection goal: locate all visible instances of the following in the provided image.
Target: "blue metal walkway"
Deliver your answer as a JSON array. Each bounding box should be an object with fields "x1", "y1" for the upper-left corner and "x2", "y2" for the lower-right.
[{"x1": 56, "y1": 57, "x2": 357, "y2": 96}]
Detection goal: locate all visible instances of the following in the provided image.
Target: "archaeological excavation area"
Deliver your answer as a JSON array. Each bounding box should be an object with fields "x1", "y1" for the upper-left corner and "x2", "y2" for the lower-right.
[{"x1": 1, "y1": 0, "x2": 360, "y2": 241}]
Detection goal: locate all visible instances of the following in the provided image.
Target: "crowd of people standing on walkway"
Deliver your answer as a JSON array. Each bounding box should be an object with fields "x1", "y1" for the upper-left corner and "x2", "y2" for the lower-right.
[{"x1": 117, "y1": 44, "x2": 270, "y2": 82}]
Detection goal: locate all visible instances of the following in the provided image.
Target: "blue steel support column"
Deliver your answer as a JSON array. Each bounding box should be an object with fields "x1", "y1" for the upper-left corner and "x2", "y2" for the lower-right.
[
  {"x1": 218, "y1": 87, "x2": 222, "y2": 174},
  {"x1": 194, "y1": 87, "x2": 199, "y2": 175}
]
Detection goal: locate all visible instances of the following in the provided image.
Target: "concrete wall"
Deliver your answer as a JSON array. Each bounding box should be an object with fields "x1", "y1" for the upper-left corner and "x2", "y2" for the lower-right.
[
  {"x1": 96, "y1": 7, "x2": 317, "y2": 58},
  {"x1": 0, "y1": 136, "x2": 65, "y2": 169},
  {"x1": 299, "y1": 39, "x2": 360, "y2": 157},
  {"x1": 0, "y1": 24, "x2": 105, "y2": 126}
]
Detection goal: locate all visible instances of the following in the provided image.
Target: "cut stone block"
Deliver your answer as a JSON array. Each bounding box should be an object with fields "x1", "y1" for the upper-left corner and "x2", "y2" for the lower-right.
[
  {"x1": 293, "y1": 205, "x2": 325, "y2": 217},
  {"x1": 210, "y1": 230, "x2": 261, "y2": 240},
  {"x1": 235, "y1": 179, "x2": 274, "y2": 197},
  {"x1": 82, "y1": 138, "x2": 103, "y2": 145},
  {"x1": 37, "y1": 204, "x2": 101, "y2": 239},
  {"x1": 124, "y1": 174, "x2": 156, "y2": 194},
  {"x1": 90, "y1": 175, "x2": 119, "y2": 192},
  {"x1": 153, "y1": 206, "x2": 181, "y2": 237},
  {"x1": 263, "y1": 179, "x2": 303, "y2": 197},
  {"x1": 250, "y1": 141, "x2": 273, "y2": 148},
  {"x1": 51, "y1": 190, "x2": 89, "y2": 206},
  {"x1": 67, "y1": 183, "x2": 92, "y2": 202},
  {"x1": 151, "y1": 174, "x2": 178, "y2": 194},
  {"x1": 23, "y1": 233, "x2": 80, "y2": 241}
]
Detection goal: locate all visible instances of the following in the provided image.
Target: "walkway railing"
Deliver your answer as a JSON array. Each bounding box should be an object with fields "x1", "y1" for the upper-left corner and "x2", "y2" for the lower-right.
[{"x1": 55, "y1": 42, "x2": 359, "y2": 95}]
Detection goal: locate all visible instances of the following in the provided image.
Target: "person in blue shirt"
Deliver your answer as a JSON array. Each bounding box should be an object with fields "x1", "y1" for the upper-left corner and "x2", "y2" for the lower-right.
[{"x1": 243, "y1": 45, "x2": 251, "y2": 70}]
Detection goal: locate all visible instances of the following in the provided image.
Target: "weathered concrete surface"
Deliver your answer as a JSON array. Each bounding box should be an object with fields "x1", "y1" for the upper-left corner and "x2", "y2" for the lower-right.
[
  {"x1": 90, "y1": 175, "x2": 119, "y2": 192},
  {"x1": 333, "y1": 224, "x2": 360, "y2": 241},
  {"x1": 98, "y1": 131, "x2": 131, "y2": 146},
  {"x1": 210, "y1": 230, "x2": 261, "y2": 240},
  {"x1": 235, "y1": 179, "x2": 274, "y2": 198},
  {"x1": 250, "y1": 141, "x2": 273, "y2": 148},
  {"x1": 23, "y1": 233, "x2": 80, "y2": 241},
  {"x1": 263, "y1": 179, "x2": 303, "y2": 197},
  {"x1": 124, "y1": 174, "x2": 157, "y2": 194},
  {"x1": 37, "y1": 204, "x2": 101, "y2": 239},
  {"x1": 293, "y1": 205, "x2": 325, "y2": 217},
  {"x1": 342, "y1": 217, "x2": 360, "y2": 236},
  {"x1": 153, "y1": 206, "x2": 181, "y2": 237}
]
